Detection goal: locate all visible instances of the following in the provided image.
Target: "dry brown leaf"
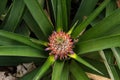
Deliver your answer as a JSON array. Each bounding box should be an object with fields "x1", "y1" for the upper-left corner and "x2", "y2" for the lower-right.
[
  {"x1": 14, "y1": 62, "x2": 36, "y2": 77},
  {"x1": 87, "y1": 72, "x2": 111, "y2": 80},
  {"x1": 117, "y1": 0, "x2": 120, "y2": 8},
  {"x1": 0, "y1": 72, "x2": 17, "y2": 80}
]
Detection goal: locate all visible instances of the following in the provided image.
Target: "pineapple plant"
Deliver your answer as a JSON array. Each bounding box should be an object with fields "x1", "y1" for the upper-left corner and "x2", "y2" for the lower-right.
[{"x1": 0, "y1": 0, "x2": 120, "y2": 80}]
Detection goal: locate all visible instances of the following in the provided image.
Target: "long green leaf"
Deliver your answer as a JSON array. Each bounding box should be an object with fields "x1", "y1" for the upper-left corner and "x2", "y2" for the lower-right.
[
  {"x1": 38, "y1": 0, "x2": 45, "y2": 7},
  {"x1": 61, "y1": 62, "x2": 69, "y2": 80},
  {"x1": 76, "y1": 33, "x2": 120, "y2": 54},
  {"x1": 0, "y1": 3, "x2": 11, "y2": 28},
  {"x1": 50, "y1": 0, "x2": 57, "y2": 22},
  {"x1": 111, "y1": 47, "x2": 120, "y2": 70},
  {"x1": 33, "y1": 55, "x2": 55, "y2": 80},
  {"x1": 23, "y1": 10, "x2": 46, "y2": 40},
  {"x1": 20, "y1": 68, "x2": 41, "y2": 80},
  {"x1": 0, "y1": 34, "x2": 47, "y2": 46},
  {"x1": 80, "y1": 8, "x2": 120, "y2": 41},
  {"x1": 106, "y1": 0, "x2": 117, "y2": 16},
  {"x1": 0, "y1": 57, "x2": 45, "y2": 66},
  {"x1": 80, "y1": 58, "x2": 109, "y2": 78},
  {"x1": 90, "y1": 0, "x2": 117, "y2": 26},
  {"x1": 69, "y1": 53, "x2": 101, "y2": 74},
  {"x1": 21, "y1": 67, "x2": 51, "y2": 80},
  {"x1": 52, "y1": 61, "x2": 64, "y2": 80},
  {"x1": 56, "y1": 0, "x2": 68, "y2": 31},
  {"x1": 70, "y1": 61, "x2": 90, "y2": 80},
  {"x1": 0, "y1": 0, "x2": 7, "y2": 15},
  {"x1": 66, "y1": 0, "x2": 71, "y2": 27},
  {"x1": 41, "y1": 69, "x2": 52, "y2": 80},
  {"x1": 15, "y1": 21, "x2": 30, "y2": 36},
  {"x1": 0, "y1": 46, "x2": 46, "y2": 58},
  {"x1": 69, "y1": 74, "x2": 76, "y2": 80},
  {"x1": 0, "y1": 36, "x2": 22, "y2": 46},
  {"x1": 23, "y1": 0, "x2": 45, "y2": 39},
  {"x1": 0, "y1": 30, "x2": 42, "y2": 49},
  {"x1": 24, "y1": 0, "x2": 53, "y2": 38},
  {"x1": 3, "y1": 0, "x2": 25, "y2": 31},
  {"x1": 72, "y1": 0, "x2": 98, "y2": 25},
  {"x1": 71, "y1": 0, "x2": 110, "y2": 38},
  {"x1": 99, "y1": 50, "x2": 120, "y2": 80}
]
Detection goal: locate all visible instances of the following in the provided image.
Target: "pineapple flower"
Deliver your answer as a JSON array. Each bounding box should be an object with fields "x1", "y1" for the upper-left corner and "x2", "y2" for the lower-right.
[{"x1": 45, "y1": 31, "x2": 74, "y2": 60}]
